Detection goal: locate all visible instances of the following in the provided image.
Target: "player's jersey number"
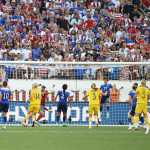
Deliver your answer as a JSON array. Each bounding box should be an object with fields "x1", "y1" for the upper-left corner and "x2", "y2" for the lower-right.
[
  {"x1": 93, "y1": 93, "x2": 96, "y2": 100},
  {"x1": 36, "y1": 93, "x2": 40, "y2": 100},
  {"x1": 3, "y1": 93, "x2": 9, "y2": 99},
  {"x1": 142, "y1": 91, "x2": 145, "y2": 99}
]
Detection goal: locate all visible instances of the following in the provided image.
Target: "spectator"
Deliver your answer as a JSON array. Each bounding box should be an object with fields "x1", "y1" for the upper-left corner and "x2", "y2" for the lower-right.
[{"x1": 32, "y1": 42, "x2": 42, "y2": 60}]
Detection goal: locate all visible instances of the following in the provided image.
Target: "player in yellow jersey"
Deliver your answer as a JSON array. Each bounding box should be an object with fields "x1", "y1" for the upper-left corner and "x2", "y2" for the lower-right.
[
  {"x1": 82, "y1": 83, "x2": 107, "y2": 128},
  {"x1": 130, "y1": 80, "x2": 150, "y2": 134},
  {"x1": 24, "y1": 83, "x2": 41, "y2": 127}
]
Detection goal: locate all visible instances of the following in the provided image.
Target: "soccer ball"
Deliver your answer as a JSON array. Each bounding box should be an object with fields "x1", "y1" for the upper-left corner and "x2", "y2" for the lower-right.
[{"x1": 108, "y1": 68, "x2": 114, "y2": 73}]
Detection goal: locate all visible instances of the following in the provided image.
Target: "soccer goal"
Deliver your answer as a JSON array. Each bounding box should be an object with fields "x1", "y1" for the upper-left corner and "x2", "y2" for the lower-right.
[{"x1": 0, "y1": 61, "x2": 150, "y2": 126}]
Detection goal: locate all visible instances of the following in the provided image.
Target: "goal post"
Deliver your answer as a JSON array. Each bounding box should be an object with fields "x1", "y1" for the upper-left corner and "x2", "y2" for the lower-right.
[{"x1": 0, "y1": 61, "x2": 150, "y2": 126}]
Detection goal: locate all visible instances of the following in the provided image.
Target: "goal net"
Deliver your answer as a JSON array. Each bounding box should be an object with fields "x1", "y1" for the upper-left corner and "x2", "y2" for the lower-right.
[{"x1": 0, "y1": 61, "x2": 150, "y2": 126}]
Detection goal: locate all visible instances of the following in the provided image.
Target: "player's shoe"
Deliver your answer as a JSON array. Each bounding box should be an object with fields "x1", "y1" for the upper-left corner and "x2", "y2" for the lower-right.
[
  {"x1": 23, "y1": 124, "x2": 28, "y2": 127},
  {"x1": 145, "y1": 129, "x2": 149, "y2": 134},
  {"x1": 107, "y1": 113, "x2": 109, "y2": 119},
  {"x1": 2, "y1": 126, "x2": 6, "y2": 130},
  {"x1": 32, "y1": 121, "x2": 35, "y2": 127},
  {"x1": 89, "y1": 126, "x2": 92, "y2": 129},
  {"x1": 63, "y1": 123, "x2": 67, "y2": 127},
  {"x1": 55, "y1": 123, "x2": 58, "y2": 127},
  {"x1": 128, "y1": 127, "x2": 132, "y2": 130},
  {"x1": 133, "y1": 128, "x2": 138, "y2": 130},
  {"x1": 143, "y1": 125, "x2": 147, "y2": 130},
  {"x1": 35, "y1": 121, "x2": 40, "y2": 126},
  {"x1": 48, "y1": 109, "x2": 53, "y2": 113},
  {"x1": 22, "y1": 122, "x2": 26, "y2": 126},
  {"x1": 100, "y1": 113, "x2": 103, "y2": 119}
]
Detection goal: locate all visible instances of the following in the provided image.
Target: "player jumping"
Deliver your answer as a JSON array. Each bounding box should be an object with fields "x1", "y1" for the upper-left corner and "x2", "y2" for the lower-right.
[
  {"x1": 23, "y1": 83, "x2": 41, "y2": 127},
  {"x1": 82, "y1": 83, "x2": 107, "y2": 128},
  {"x1": 100, "y1": 77, "x2": 112, "y2": 119},
  {"x1": 130, "y1": 80, "x2": 150, "y2": 134},
  {"x1": 0, "y1": 81, "x2": 11, "y2": 130},
  {"x1": 54, "y1": 84, "x2": 72, "y2": 127}
]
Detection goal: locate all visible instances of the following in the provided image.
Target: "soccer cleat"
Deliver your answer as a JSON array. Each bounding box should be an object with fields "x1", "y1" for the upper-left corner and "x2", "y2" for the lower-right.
[
  {"x1": 55, "y1": 123, "x2": 58, "y2": 127},
  {"x1": 89, "y1": 126, "x2": 92, "y2": 129},
  {"x1": 35, "y1": 121, "x2": 40, "y2": 126},
  {"x1": 100, "y1": 113, "x2": 103, "y2": 119},
  {"x1": 32, "y1": 121, "x2": 35, "y2": 127},
  {"x1": 107, "y1": 113, "x2": 109, "y2": 119},
  {"x1": 145, "y1": 129, "x2": 149, "y2": 134},
  {"x1": 63, "y1": 124, "x2": 67, "y2": 127},
  {"x1": 2, "y1": 126, "x2": 6, "y2": 130},
  {"x1": 128, "y1": 128, "x2": 132, "y2": 130},
  {"x1": 48, "y1": 109, "x2": 53, "y2": 113},
  {"x1": 23, "y1": 124, "x2": 28, "y2": 127},
  {"x1": 22, "y1": 122, "x2": 26, "y2": 126},
  {"x1": 133, "y1": 128, "x2": 138, "y2": 130},
  {"x1": 143, "y1": 125, "x2": 147, "y2": 130}
]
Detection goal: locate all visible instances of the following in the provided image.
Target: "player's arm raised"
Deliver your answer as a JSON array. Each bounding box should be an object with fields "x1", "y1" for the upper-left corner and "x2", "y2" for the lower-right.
[
  {"x1": 53, "y1": 94, "x2": 58, "y2": 106},
  {"x1": 129, "y1": 92, "x2": 138, "y2": 105}
]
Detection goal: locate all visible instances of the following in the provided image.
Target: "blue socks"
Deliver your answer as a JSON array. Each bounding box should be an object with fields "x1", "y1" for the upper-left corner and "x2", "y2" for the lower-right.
[
  {"x1": 4, "y1": 117, "x2": 7, "y2": 125},
  {"x1": 128, "y1": 118, "x2": 131, "y2": 124},
  {"x1": 140, "y1": 117, "x2": 144, "y2": 125},
  {"x1": 107, "y1": 107, "x2": 109, "y2": 113},
  {"x1": 100, "y1": 107, "x2": 103, "y2": 113},
  {"x1": 63, "y1": 116, "x2": 66, "y2": 124},
  {"x1": 57, "y1": 116, "x2": 60, "y2": 123}
]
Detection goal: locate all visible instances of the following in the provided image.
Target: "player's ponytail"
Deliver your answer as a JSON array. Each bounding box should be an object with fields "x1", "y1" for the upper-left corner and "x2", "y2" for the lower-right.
[{"x1": 62, "y1": 84, "x2": 67, "y2": 99}]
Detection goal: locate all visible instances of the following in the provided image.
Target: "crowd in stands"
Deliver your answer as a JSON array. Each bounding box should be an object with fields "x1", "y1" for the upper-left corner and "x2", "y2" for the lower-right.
[{"x1": 0, "y1": 0, "x2": 150, "y2": 81}]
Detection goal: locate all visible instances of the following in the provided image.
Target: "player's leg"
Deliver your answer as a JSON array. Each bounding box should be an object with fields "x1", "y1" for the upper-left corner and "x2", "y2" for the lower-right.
[
  {"x1": 143, "y1": 105, "x2": 149, "y2": 134},
  {"x1": 35, "y1": 110, "x2": 44, "y2": 126},
  {"x1": 94, "y1": 106, "x2": 99, "y2": 127},
  {"x1": 56, "y1": 103, "x2": 61, "y2": 126},
  {"x1": 106, "y1": 98, "x2": 110, "y2": 118},
  {"x1": 62, "y1": 104, "x2": 67, "y2": 127},
  {"x1": 100, "y1": 97, "x2": 105, "y2": 119},
  {"x1": 43, "y1": 106, "x2": 53, "y2": 112},
  {"x1": 134, "y1": 104, "x2": 142, "y2": 130},
  {"x1": 2, "y1": 103, "x2": 9, "y2": 129},
  {"x1": 139, "y1": 113, "x2": 146, "y2": 130},
  {"x1": 88, "y1": 106, "x2": 93, "y2": 128},
  {"x1": 128, "y1": 105, "x2": 136, "y2": 130},
  {"x1": 2, "y1": 112, "x2": 7, "y2": 130}
]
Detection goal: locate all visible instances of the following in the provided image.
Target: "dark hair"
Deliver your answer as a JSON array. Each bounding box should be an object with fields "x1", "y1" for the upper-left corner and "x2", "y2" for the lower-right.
[
  {"x1": 3, "y1": 81, "x2": 7, "y2": 87},
  {"x1": 62, "y1": 84, "x2": 67, "y2": 98},
  {"x1": 103, "y1": 77, "x2": 109, "y2": 81},
  {"x1": 133, "y1": 83, "x2": 138, "y2": 87},
  {"x1": 132, "y1": 85, "x2": 138, "y2": 90}
]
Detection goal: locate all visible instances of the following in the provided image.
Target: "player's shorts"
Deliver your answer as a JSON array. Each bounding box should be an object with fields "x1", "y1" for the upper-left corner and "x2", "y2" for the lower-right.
[
  {"x1": 135, "y1": 103, "x2": 147, "y2": 114},
  {"x1": 41, "y1": 101, "x2": 45, "y2": 106},
  {"x1": 57, "y1": 102, "x2": 67, "y2": 113},
  {"x1": 101, "y1": 96, "x2": 110, "y2": 104},
  {"x1": 130, "y1": 105, "x2": 136, "y2": 116},
  {"x1": 88, "y1": 105, "x2": 99, "y2": 115},
  {"x1": 28, "y1": 104, "x2": 40, "y2": 114},
  {"x1": 0, "y1": 103, "x2": 9, "y2": 112}
]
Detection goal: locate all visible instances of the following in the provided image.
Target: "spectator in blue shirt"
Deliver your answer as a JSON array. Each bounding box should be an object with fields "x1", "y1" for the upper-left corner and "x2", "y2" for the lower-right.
[{"x1": 32, "y1": 43, "x2": 42, "y2": 60}]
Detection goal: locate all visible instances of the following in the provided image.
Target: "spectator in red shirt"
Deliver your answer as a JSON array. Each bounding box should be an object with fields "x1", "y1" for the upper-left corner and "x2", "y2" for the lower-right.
[
  {"x1": 128, "y1": 23, "x2": 139, "y2": 40},
  {"x1": 138, "y1": 35, "x2": 146, "y2": 46},
  {"x1": 85, "y1": 16, "x2": 95, "y2": 29}
]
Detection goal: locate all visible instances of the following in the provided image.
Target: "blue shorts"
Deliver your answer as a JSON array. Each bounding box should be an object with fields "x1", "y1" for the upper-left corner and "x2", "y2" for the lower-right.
[
  {"x1": 101, "y1": 96, "x2": 110, "y2": 104},
  {"x1": 0, "y1": 103, "x2": 9, "y2": 112},
  {"x1": 57, "y1": 102, "x2": 67, "y2": 113},
  {"x1": 130, "y1": 105, "x2": 136, "y2": 116}
]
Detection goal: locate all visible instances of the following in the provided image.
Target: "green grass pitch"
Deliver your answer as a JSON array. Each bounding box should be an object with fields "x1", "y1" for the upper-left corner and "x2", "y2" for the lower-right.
[{"x1": 0, "y1": 126, "x2": 149, "y2": 150}]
